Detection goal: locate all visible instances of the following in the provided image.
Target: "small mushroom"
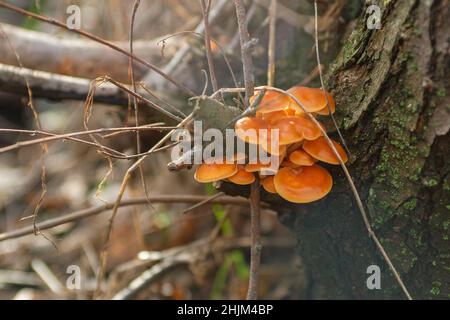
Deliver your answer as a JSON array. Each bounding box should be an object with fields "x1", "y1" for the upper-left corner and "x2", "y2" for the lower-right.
[
  {"x1": 288, "y1": 116, "x2": 323, "y2": 141},
  {"x1": 228, "y1": 166, "x2": 256, "y2": 185},
  {"x1": 261, "y1": 176, "x2": 277, "y2": 193},
  {"x1": 273, "y1": 165, "x2": 333, "y2": 203},
  {"x1": 269, "y1": 117, "x2": 304, "y2": 145},
  {"x1": 287, "y1": 86, "x2": 335, "y2": 114},
  {"x1": 303, "y1": 137, "x2": 348, "y2": 165},
  {"x1": 257, "y1": 108, "x2": 295, "y2": 123},
  {"x1": 251, "y1": 90, "x2": 289, "y2": 114},
  {"x1": 194, "y1": 162, "x2": 238, "y2": 183},
  {"x1": 280, "y1": 159, "x2": 301, "y2": 168},
  {"x1": 235, "y1": 116, "x2": 269, "y2": 145},
  {"x1": 289, "y1": 149, "x2": 316, "y2": 166},
  {"x1": 260, "y1": 142, "x2": 287, "y2": 157},
  {"x1": 245, "y1": 161, "x2": 279, "y2": 175}
]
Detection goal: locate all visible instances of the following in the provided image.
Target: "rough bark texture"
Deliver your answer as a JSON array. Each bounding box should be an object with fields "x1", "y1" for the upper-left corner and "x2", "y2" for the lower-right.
[{"x1": 277, "y1": 0, "x2": 449, "y2": 299}]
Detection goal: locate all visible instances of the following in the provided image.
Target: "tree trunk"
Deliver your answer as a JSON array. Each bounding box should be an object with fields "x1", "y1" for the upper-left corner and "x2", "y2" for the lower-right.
[{"x1": 278, "y1": 0, "x2": 449, "y2": 299}]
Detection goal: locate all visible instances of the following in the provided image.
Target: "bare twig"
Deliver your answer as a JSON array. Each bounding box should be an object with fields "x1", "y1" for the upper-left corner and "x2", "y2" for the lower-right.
[
  {"x1": 156, "y1": 31, "x2": 243, "y2": 104},
  {"x1": 182, "y1": 191, "x2": 225, "y2": 214},
  {"x1": 0, "y1": 195, "x2": 265, "y2": 242},
  {"x1": 200, "y1": 0, "x2": 220, "y2": 94},
  {"x1": 313, "y1": 1, "x2": 351, "y2": 157},
  {"x1": 0, "y1": 1, "x2": 195, "y2": 96},
  {"x1": 247, "y1": 178, "x2": 262, "y2": 300},
  {"x1": 0, "y1": 125, "x2": 172, "y2": 155},
  {"x1": 143, "y1": 0, "x2": 228, "y2": 88},
  {"x1": 267, "y1": 0, "x2": 277, "y2": 86},
  {"x1": 234, "y1": 0, "x2": 255, "y2": 107},
  {"x1": 0, "y1": 64, "x2": 184, "y2": 121},
  {"x1": 129, "y1": 0, "x2": 152, "y2": 210}
]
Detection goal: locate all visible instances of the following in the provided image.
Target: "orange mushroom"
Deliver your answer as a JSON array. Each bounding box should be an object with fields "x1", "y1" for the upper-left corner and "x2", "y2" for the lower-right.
[
  {"x1": 269, "y1": 117, "x2": 304, "y2": 145},
  {"x1": 244, "y1": 161, "x2": 279, "y2": 175},
  {"x1": 250, "y1": 90, "x2": 290, "y2": 114},
  {"x1": 261, "y1": 176, "x2": 277, "y2": 194},
  {"x1": 303, "y1": 137, "x2": 348, "y2": 165},
  {"x1": 286, "y1": 116, "x2": 323, "y2": 141},
  {"x1": 289, "y1": 149, "x2": 316, "y2": 166},
  {"x1": 260, "y1": 142, "x2": 287, "y2": 157},
  {"x1": 228, "y1": 166, "x2": 256, "y2": 185},
  {"x1": 235, "y1": 117, "x2": 269, "y2": 145},
  {"x1": 256, "y1": 108, "x2": 295, "y2": 123},
  {"x1": 280, "y1": 159, "x2": 301, "y2": 168},
  {"x1": 194, "y1": 162, "x2": 238, "y2": 183},
  {"x1": 273, "y1": 165, "x2": 333, "y2": 203},
  {"x1": 287, "y1": 86, "x2": 335, "y2": 114}
]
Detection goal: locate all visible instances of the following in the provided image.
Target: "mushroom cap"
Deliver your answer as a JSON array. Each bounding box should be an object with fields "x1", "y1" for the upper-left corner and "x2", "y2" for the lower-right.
[
  {"x1": 288, "y1": 116, "x2": 323, "y2": 141},
  {"x1": 314, "y1": 97, "x2": 336, "y2": 115},
  {"x1": 273, "y1": 165, "x2": 333, "y2": 203},
  {"x1": 281, "y1": 159, "x2": 301, "y2": 168},
  {"x1": 261, "y1": 176, "x2": 277, "y2": 193},
  {"x1": 228, "y1": 166, "x2": 255, "y2": 185},
  {"x1": 235, "y1": 117, "x2": 269, "y2": 145},
  {"x1": 194, "y1": 163, "x2": 238, "y2": 183},
  {"x1": 289, "y1": 149, "x2": 316, "y2": 166},
  {"x1": 287, "y1": 86, "x2": 334, "y2": 113},
  {"x1": 303, "y1": 137, "x2": 348, "y2": 165},
  {"x1": 244, "y1": 161, "x2": 279, "y2": 175},
  {"x1": 251, "y1": 90, "x2": 290, "y2": 114},
  {"x1": 260, "y1": 142, "x2": 287, "y2": 157},
  {"x1": 269, "y1": 117, "x2": 304, "y2": 145},
  {"x1": 256, "y1": 108, "x2": 295, "y2": 123}
]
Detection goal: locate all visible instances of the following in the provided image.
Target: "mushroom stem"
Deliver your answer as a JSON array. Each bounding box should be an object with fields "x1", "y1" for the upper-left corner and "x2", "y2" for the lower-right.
[{"x1": 246, "y1": 177, "x2": 261, "y2": 300}]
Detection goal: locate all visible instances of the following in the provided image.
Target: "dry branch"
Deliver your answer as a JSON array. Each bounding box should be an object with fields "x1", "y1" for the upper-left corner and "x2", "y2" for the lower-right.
[
  {"x1": 0, "y1": 23, "x2": 173, "y2": 81},
  {"x1": 0, "y1": 195, "x2": 270, "y2": 242}
]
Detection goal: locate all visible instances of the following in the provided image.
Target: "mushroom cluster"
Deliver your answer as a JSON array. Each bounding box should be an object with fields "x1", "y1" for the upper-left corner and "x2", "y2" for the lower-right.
[{"x1": 194, "y1": 86, "x2": 348, "y2": 204}]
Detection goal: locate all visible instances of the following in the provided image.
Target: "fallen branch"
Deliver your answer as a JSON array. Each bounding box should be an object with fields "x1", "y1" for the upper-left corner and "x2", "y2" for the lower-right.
[
  {"x1": 0, "y1": 64, "x2": 184, "y2": 121},
  {"x1": 0, "y1": 195, "x2": 270, "y2": 242},
  {"x1": 0, "y1": 1, "x2": 195, "y2": 96},
  {"x1": 0, "y1": 23, "x2": 172, "y2": 81}
]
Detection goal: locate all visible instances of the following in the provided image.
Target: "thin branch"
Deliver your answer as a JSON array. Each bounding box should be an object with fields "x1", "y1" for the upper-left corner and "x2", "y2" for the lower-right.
[
  {"x1": 313, "y1": 1, "x2": 351, "y2": 157},
  {"x1": 0, "y1": 1, "x2": 195, "y2": 96},
  {"x1": 0, "y1": 64, "x2": 184, "y2": 121},
  {"x1": 0, "y1": 125, "x2": 172, "y2": 155},
  {"x1": 267, "y1": 0, "x2": 277, "y2": 87},
  {"x1": 142, "y1": 0, "x2": 228, "y2": 87},
  {"x1": 0, "y1": 195, "x2": 263, "y2": 242},
  {"x1": 156, "y1": 31, "x2": 243, "y2": 104},
  {"x1": 234, "y1": 0, "x2": 255, "y2": 107},
  {"x1": 246, "y1": 178, "x2": 262, "y2": 300},
  {"x1": 200, "y1": 0, "x2": 220, "y2": 94}
]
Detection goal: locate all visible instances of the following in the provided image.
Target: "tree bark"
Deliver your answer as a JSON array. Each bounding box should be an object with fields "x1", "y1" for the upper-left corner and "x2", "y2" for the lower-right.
[{"x1": 278, "y1": 0, "x2": 449, "y2": 299}]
